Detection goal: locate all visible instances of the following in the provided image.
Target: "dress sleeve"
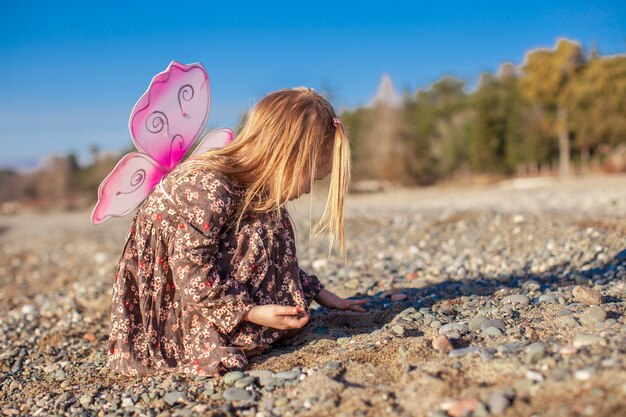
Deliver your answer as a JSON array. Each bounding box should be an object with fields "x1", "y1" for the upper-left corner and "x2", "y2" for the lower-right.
[
  {"x1": 168, "y1": 171, "x2": 256, "y2": 335},
  {"x1": 298, "y1": 267, "x2": 325, "y2": 305}
]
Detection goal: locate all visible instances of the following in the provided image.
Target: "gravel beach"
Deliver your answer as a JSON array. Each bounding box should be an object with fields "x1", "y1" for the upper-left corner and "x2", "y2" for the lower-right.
[{"x1": 1, "y1": 173, "x2": 625, "y2": 417}]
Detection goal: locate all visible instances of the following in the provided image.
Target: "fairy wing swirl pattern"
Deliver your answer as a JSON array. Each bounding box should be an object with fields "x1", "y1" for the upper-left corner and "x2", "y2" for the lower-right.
[
  {"x1": 91, "y1": 153, "x2": 167, "y2": 224},
  {"x1": 129, "y1": 62, "x2": 211, "y2": 171}
]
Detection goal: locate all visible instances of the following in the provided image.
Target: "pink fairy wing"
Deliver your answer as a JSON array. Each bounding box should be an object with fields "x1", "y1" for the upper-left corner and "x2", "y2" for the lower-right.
[
  {"x1": 190, "y1": 128, "x2": 235, "y2": 157},
  {"x1": 91, "y1": 153, "x2": 167, "y2": 225},
  {"x1": 129, "y1": 61, "x2": 211, "y2": 171}
]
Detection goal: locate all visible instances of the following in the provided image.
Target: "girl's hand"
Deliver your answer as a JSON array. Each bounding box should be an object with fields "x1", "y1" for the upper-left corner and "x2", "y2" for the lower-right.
[
  {"x1": 314, "y1": 288, "x2": 368, "y2": 312},
  {"x1": 244, "y1": 304, "x2": 309, "y2": 330}
]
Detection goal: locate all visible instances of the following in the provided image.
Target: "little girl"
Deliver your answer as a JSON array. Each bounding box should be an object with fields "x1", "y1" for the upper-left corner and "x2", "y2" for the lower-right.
[{"x1": 108, "y1": 87, "x2": 367, "y2": 377}]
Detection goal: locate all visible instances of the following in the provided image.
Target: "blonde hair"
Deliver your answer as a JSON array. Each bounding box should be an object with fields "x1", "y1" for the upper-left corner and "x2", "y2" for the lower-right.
[{"x1": 167, "y1": 87, "x2": 351, "y2": 259}]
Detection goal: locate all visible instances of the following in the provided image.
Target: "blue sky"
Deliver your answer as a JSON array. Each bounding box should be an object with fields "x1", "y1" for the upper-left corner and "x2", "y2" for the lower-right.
[{"x1": 1, "y1": 1, "x2": 624, "y2": 170}]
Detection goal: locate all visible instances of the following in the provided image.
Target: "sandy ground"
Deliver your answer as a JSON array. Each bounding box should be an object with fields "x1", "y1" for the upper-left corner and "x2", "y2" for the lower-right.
[{"x1": 0, "y1": 174, "x2": 625, "y2": 417}]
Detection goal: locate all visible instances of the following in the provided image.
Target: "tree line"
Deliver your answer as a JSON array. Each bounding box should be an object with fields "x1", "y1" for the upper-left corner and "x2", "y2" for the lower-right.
[
  {"x1": 1, "y1": 37, "x2": 625, "y2": 210},
  {"x1": 342, "y1": 38, "x2": 626, "y2": 186}
]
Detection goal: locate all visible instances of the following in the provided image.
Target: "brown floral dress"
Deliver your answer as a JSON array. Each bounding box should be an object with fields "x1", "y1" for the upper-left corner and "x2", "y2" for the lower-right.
[{"x1": 107, "y1": 168, "x2": 324, "y2": 377}]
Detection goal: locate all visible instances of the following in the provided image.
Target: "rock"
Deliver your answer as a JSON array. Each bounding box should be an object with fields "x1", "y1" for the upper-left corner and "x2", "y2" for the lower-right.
[
  {"x1": 274, "y1": 370, "x2": 300, "y2": 380},
  {"x1": 580, "y1": 306, "x2": 607, "y2": 326},
  {"x1": 573, "y1": 333, "x2": 606, "y2": 348},
  {"x1": 501, "y1": 294, "x2": 530, "y2": 307},
  {"x1": 572, "y1": 286, "x2": 603, "y2": 305},
  {"x1": 163, "y1": 391, "x2": 184, "y2": 406},
  {"x1": 482, "y1": 327, "x2": 503, "y2": 337},
  {"x1": 222, "y1": 387, "x2": 254, "y2": 403},
  {"x1": 574, "y1": 367, "x2": 594, "y2": 381},
  {"x1": 439, "y1": 322, "x2": 469, "y2": 336},
  {"x1": 525, "y1": 342, "x2": 546, "y2": 364},
  {"x1": 558, "y1": 317, "x2": 580, "y2": 328},
  {"x1": 556, "y1": 308, "x2": 574, "y2": 317},
  {"x1": 391, "y1": 293, "x2": 408, "y2": 301},
  {"x1": 432, "y1": 335, "x2": 453, "y2": 353},
  {"x1": 248, "y1": 370, "x2": 273, "y2": 386},
  {"x1": 234, "y1": 376, "x2": 255, "y2": 388},
  {"x1": 391, "y1": 324, "x2": 405, "y2": 336},
  {"x1": 79, "y1": 394, "x2": 93, "y2": 408},
  {"x1": 469, "y1": 315, "x2": 488, "y2": 331},
  {"x1": 446, "y1": 397, "x2": 481, "y2": 417},
  {"x1": 449, "y1": 347, "x2": 481, "y2": 358},
  {"x1": 323, "y1": 361, "x2": 342, "y2": 370},
  {"x1": 480, "y1": 319, "x2": 506, "y2": 331},
  {"x1": 222, "y1": 371, "x2": 245, "y2": 385},
  {"x1": 487, "y1": 390, "x2": 511, "y2": 414},
  {"x1": 121, "y1": 397, "x2": 134, "y2": 408}
]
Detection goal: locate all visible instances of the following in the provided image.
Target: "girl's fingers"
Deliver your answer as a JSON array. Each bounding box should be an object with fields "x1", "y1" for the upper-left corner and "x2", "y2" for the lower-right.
[
  {"x1": 276, "y1": 305, "x2": 299, "y2": 316},
  {"x1": 280, "y1": 314, "x2": 309, "y2": 329}
]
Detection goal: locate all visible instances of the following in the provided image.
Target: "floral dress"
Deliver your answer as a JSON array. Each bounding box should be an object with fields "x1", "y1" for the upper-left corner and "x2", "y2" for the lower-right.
[{"x1": 107, "y1": 168, "x2": 325, "y2": 377}]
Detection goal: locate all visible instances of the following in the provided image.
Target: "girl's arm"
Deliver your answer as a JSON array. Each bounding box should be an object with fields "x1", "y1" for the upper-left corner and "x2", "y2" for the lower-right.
[{"x1": 314, "y1": 288, "x2": 368, "y2": 312}]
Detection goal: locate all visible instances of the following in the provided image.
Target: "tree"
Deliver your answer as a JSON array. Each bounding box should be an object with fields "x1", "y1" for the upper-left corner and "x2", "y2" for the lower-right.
[
  {"x1": 520, "y1": 38, "x2": 585, "y2": 176},
  {"x1": 567, "y1": 54, "x2": 626, "y2": 168}
]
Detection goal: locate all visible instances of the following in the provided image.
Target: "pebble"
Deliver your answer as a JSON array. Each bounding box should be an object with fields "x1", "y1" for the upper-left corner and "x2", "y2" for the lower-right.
[
  {"x1": 487, "y1": 390, "x2": 511, "y2": 415},
  {"x1": 572, "y1": 286, "x2": 604, "y2": 305},
  {"x1": 449, "y1": 347, "x2": 481, "y2": 358},
  {"x1": 480, "y1": 319, "x2": 506, "y2": 331},
  {"x1": 163, "y1": 391, "x2": 184, "y2": 406},
  {"x1": 234, "y1": 376, "x2": 256, "y2": 388},
  {"x1": 248, "y1": 370, "x2": 274, "y2": 386},
  {"x1": 580, "y1": 306, "x2": 607, "y2": 325},
  {"x1": 501, "y1": 294, "x2": 530, "y2": 307},
  {"x1": 446, "y1": 397, "x2": 481, "y2": 417},
  {"x1": 439, "y1": 322, "x2": 469, "y2": 336},
  {"x1": 391, "y1": 324, "x2": 405, "y2": 336},
  {"x1": 274, "y1": 370, "x2": 300, "y2": 380},
  {"x1": 525, "y1": 342, "x2": 546, "y2": 364},
  {"x1": 432, "y1": 335, "x2": 453, "y2": 353},
  {"x1": 573, "y1": 333, "x2": 606, "y2": 348},
  {"x1": 391, "y1": 293, "x2": 408, "y2": 301},
  {"x1": 482, "y1": 327, "x2": 503, "y2": 337},
  {"x1": 574, "y1": 367, "x2": 595, "y2": 381},
  {"x1": 469, "y1": 315, "x2": 487, "y2": 331},
  {"x1": 222, "y1": 387, "x2": 254, "y2": 403},
  {"x1": 222, "y1": 371, "x2": 245, "y2": 385}
]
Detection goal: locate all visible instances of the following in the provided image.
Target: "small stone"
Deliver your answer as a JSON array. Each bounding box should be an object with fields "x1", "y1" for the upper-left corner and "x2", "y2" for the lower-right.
[
  {"x1": 79, "y1": 395, "x2": 93, "y2": 408},
  {"x1": 432, "y1": 335, "x2": 453, "y2": 353},
  {"x1": 525, "y1": 370, "x2": 544, "y2": 382},
  {"x1": 222, "y1": 371, "x2": 245, "y2": 385},
  {"x1": 449, "y1": 347, "x2": 480, "y2": 358},
  {"x1": 573, "y1": 333, "x2": 606, "y2": 348},
  {"x1": 482, "y1": 327, "x2": 503, "y2": 337},
  {"x1": 222, "y1": 387, "x2": 254, "y2": 403},
  {"x1": 121, "y1": 397, "x2": 134, "y2": 408},
  {"x1": 572, "y1": 286, "x2": 603, "y2": 305},
  {"x1": 556, "y1": 309, "x2": 574, "y2": 317},
  {"x1": 558, "y1": 317, "x2": 580, "y2": 328},
  {"x1": 163, "y1": 391, "x2": 184, "y2": 406},
  {"x1": 447, "y1": 397, "x2": 481, "y2": 417},
  {"x1": 501, "y1": 294, "x2": 530, "y2": 307},
  {"x1": 391, "y1": 293, "x2": 408, "y2": 301},
  {"x1": 234, "y1": 376, "x2": 255, "y2": 388},
  {"x1": 574, "y1": 367, "x2": 594, "y2": 381},
  {"x1": 469, "y1": 315, "x2": 487, "y2": 331},
  {"x1": 487, "y1": 391, "x2": 511, "y2": 415},
  {"x1": 323, "y1": 361, "x2": 342, "y2": 370},
  {"x1": 480, "y1": 319, "x2": 506, "y2": 331},
  {"x1": 439, "y1": 322, "x2": 469, "y2": 336},
  {"x1": 525, "y1": 342, "x2": 546, "y2": 364},
  {"x1": 274, "y1": 370, "x2": 300, "y2": 380},
  {"x1": 391, "y1": 324, "x2": 405, "y2": 336},
  {"x1": 248, "y1": 370, "x2": 273, "y2": 386},
  {"x1": 580, "y1": 306, "x2": 607, "y2": 326}
]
